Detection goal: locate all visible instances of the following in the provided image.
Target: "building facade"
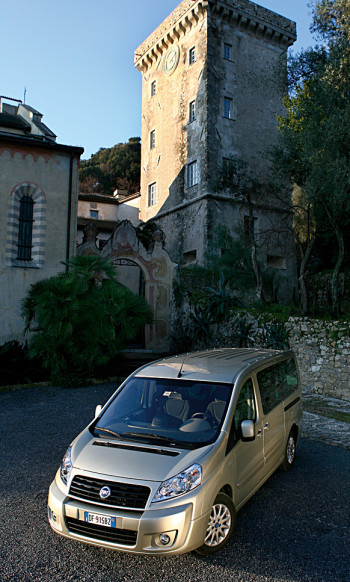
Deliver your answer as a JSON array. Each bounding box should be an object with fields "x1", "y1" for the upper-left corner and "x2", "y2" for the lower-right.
[
  {"x1": 135, "y1": 0, "x2": 298, "y2": 300},
  {"x1": 0, "y1": 97, "x2": 83, "y2": 345},
  {"x1": 77, "y1": 190, "x2": 141, "y2": 249}
]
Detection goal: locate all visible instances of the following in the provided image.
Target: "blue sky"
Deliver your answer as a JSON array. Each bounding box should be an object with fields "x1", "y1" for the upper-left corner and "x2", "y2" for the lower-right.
[{"x1": 2, "y1": 0, "x2": 315, "y2": 159}]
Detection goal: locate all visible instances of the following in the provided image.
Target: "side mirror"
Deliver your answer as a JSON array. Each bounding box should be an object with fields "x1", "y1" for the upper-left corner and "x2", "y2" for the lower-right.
[
  {"x1": 95, "y1": 404, "x2": 102, "y2": 418},
  {"x1": 241, "y1": 420, "x2": 255, "y2": 442}
]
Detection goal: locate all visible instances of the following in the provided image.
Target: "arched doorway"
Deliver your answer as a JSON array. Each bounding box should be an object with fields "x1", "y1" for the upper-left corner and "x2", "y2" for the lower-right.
[{"x1": 77, "y1": 220, "x2": 174, "y2": 353}]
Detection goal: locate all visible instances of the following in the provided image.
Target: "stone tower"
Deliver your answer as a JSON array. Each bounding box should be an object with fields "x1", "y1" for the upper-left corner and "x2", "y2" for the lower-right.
[{"x1": 135, "y1": 0, "x2": 297, "y2": 300}]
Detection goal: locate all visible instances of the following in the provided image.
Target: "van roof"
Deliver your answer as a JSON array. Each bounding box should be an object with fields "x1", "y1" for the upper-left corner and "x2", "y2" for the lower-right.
[{"x1": 134, "y1": 348, "x2": 292, "y2": 385}]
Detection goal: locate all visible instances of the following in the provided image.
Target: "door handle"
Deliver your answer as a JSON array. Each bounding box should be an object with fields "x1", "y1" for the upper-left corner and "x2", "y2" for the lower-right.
[
  {"x1": 257, "y1": 429, "x2": 262, "y2": 437},
  {"x1": 263, "y1": 423, "x2": 270, "y2": 430}
]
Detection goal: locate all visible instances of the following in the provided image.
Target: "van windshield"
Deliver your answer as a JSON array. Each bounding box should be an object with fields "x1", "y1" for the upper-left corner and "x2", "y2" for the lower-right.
[{"x1": 92, "y1": 378, "x2": 233, "y2": 449}]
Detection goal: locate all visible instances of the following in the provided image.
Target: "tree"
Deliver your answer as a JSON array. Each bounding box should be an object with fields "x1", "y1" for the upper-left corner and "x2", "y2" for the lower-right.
[
  {"x1": 22, "y1": 256, "x2": 152, "y2": 380},
  {"x1": 79, "y1": 137, "x2": 141, "y2": 195},
  {"x1": 273, "y1": 0, "x2": 350, "y2": 315},
  {"x1": 215, "y1": 158, "x2": 269, "y2": 302}
]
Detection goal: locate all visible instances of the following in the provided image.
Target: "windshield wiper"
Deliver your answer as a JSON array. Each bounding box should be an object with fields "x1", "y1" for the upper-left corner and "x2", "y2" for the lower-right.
[
  {"x1": 94, "y1": 427, "x2": 122, "y2": 439},
  {"x1": 123, "y1": 432, "x2": 176, "y2": 444}
]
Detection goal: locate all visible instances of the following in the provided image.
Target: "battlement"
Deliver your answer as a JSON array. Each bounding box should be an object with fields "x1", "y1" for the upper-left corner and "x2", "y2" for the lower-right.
[
  {"x1": 135, "y1": 1, "x2": 208, "y2": 72},
  {"x1": 214, "y1": 0, "x2": 296, "y2": 37},
  {"x1": 134, "y1": 0, "x2": 296, "y2": 73}
]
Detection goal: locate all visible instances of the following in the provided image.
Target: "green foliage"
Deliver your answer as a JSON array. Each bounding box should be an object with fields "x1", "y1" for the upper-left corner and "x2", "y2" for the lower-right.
[
  {"x1": 208, "y1": 226, "x2": 256, "y2": 292},
  {"x1": 173, "y1": 265, "x2": 216, "y2": 309},
  {"x1": 79, "y1": 137, "x2": 141, "y2": 195},
  {"x1": 232, "y1": 316, "x2": 256, "y2": 348},
  {"x1": 249, "y1": 302, "x2": 296, "y2": 323},
  {"x1": 205, "y1": 271, "x2": 239, "y2": 322},
  {"x1": 263, "y1": 321, "x2": 290, "y2": 350},
  {"x1": 189, "y1": 307, "x2": 213, "y2": 344},
  {"x1": 22, "y1": 256, "x2": 152, "y2": 381},
  {"x1": 272, "y1": 0, "x2": 350, "y2": 315}
]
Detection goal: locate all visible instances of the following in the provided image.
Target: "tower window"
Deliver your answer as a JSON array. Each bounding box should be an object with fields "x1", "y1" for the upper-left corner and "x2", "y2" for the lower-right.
[
  {"x1": 148, "y1": 182, "x2": 157, "y2": 206},
  {"x1": 244, "y1": 216, "x2": 258, "y2": 242},
  {"x1": 7, "y1": 182, "x2": 47, "y2": 268},
  {"x1": 224, "y1": 43, "x2": 232, "y2": 61},
  {"x1": 151, "y1": 81, "x2": 156, "y2": 97},
  {"x1": 150, "y1": 130, "x2": 156, "y2": 149},
  {"x1": 224, "y1": 97, "x2": 233, "y2": 119},
  {"x1": 188, "y1": 161, "x2": 198, "y2": 187},
  {"x1": 267, "y1": 255, "x2": 287, "y2": 270},
  {"x1": 17, "y1": 195, "x2": 34, "y2": 261},
  {"x1": 90, "y1": 209, "x2": 99, "y2": 218},
  {"x1": 189, "y1": 47, "x2": 196, "y2": 65},
  {"x1": 189, "y1": 100, "x2": 196, "y2": 123}
]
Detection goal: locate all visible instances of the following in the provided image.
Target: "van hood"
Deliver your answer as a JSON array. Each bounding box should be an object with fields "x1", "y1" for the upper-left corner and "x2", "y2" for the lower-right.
[{"x1": 72, "y1": 430, "x2": 212, "y2": 482}]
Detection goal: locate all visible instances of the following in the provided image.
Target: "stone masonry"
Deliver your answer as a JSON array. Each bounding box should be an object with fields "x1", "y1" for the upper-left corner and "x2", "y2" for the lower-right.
[
  {"x1": 287, "y1": 318, "x2": 350, "y2": 401},
  {"x1": 135, "y1": 0, "x2": 298, "y2": 302}
]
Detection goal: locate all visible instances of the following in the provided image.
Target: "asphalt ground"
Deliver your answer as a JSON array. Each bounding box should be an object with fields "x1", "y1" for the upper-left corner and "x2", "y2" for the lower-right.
[{"x1": 1, "y1": 383, "x2": 349, "y2": 582}]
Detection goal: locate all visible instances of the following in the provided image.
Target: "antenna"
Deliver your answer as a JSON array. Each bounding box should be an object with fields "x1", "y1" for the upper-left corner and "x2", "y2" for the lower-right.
[
  {"x1": 177, "y1": 354, "x2": 187, "y2": 378},
  {"x1": 24, "y1": 87, "x2": 26, "y2": 104}
]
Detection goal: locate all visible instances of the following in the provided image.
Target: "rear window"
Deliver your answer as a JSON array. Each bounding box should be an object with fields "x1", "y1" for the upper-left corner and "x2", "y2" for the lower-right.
[{"x1": 257, "y1": 358, "x2": 299, "y2": 415}]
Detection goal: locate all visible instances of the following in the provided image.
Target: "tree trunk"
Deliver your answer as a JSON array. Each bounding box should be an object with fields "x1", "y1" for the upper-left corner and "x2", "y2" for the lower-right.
[
  {"x1": 247, "y1": 195, "x2": 264, "y2": 302},
  {"x1": 251, "y1": 244, "x2": 264, "y2": 302},
  {"x1": 298, "y1": 235, "x2": 315, "y2": 315},
  {"x1": 323, "y1": 203, "x2": 345, "y2": 316},
  {"x1": 331, "y1": 222, "x2": 345, "y2": 316}
]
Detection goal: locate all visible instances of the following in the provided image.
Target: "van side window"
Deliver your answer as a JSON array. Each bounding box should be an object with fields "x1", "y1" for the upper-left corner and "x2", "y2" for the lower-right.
[
  {"x1": 227, "y1": 378, "x2": 256, "y2": 452},
  {"x1": 235, "y1": 379, "x2": 256, "y2": 426},
  {"x1": 257, "y1": 358, "x2": 299, "y2": 415}
]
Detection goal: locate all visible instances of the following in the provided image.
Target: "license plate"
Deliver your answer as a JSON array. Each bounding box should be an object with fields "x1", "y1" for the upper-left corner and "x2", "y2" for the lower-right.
[{"x1": 84, "y1": 511, "x2": 116, "y2": 528}]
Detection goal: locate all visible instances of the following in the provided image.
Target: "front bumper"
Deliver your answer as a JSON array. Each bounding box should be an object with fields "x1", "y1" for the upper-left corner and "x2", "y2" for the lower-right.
[{"x1": 48, "y1": 478, "x2": 209, "y2": 555}]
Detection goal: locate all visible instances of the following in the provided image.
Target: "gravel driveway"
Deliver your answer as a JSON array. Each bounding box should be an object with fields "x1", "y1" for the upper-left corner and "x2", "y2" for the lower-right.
[{"x1": 0, "y1": 383, "x2": 349, "y2": 582}]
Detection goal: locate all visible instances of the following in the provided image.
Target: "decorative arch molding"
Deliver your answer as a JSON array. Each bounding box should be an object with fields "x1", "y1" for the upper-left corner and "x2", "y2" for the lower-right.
[
  {"x1": 77, "y1": 220, "x2": 175, "y2": 353},
  {"x1": 6, "y1": 182, "x2": 47, "y2": 267}
]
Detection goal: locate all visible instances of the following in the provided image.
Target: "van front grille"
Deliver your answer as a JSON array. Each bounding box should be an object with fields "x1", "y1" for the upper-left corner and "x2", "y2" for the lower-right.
[
  {"x1": 66, "y1": 517, "x2": 137, "y2": 546},
  {"x1": 69, "y1": 475, "x2": 150, "y2": 509}
]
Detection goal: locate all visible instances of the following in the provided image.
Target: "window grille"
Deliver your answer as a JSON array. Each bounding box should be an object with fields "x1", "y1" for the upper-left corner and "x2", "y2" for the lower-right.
[{"x1": 17, "y1": 196, "x2": 34, "y2": 261}]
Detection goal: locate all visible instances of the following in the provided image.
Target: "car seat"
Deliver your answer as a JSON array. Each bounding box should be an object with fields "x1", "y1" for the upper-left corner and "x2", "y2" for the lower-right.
[{"x1": 152, "y1": 392, "x2": 190, "y2": 428}]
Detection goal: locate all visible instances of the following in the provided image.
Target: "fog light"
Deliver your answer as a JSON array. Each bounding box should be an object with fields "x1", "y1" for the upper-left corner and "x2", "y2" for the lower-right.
[
  {"x1": 159, "y1": 533, "x2": 171, "y2": 545},
  {"x1": 48, "y1": 507, "x2": 58, "y2": 523}
]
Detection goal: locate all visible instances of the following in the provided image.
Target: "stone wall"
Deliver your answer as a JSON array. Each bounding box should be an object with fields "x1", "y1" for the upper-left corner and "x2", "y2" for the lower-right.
[
  {"x1": 287, "y1": 318, "x2": 350, "y2": 401},
  {"x1": 173, "y1": 302, "x2": 350, "y2": 401}
]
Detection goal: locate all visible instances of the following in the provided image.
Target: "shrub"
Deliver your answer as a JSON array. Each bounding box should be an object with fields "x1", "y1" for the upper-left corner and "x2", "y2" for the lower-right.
[{"x1": 22, "y1": 256, "x2": 153, "y2": 380}]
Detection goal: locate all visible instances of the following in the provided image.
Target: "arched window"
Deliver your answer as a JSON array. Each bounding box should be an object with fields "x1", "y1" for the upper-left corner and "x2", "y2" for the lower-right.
[
  {"x1": 6, "y1": 182, "x2": 47, "y2": 267},
  {"x1": 17, "y1": 196, "x2": 35, "y2": 261}
]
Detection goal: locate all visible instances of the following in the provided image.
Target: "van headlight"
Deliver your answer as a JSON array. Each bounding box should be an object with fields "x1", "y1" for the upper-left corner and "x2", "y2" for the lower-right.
[
  {"x1": 60, "y1": 446, "x2": 73, "y2": 486},
  {"x1": 152, "y1": 464, "x2": 202, "y2": 502}
]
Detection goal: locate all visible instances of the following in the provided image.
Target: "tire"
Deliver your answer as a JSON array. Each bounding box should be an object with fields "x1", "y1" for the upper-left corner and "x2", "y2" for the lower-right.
[
  {"x1": 195, "y1": 493, "x2": 236, "y2": 555},
  {"x1": 280, "y1": 430, "x2": 297, "y2": 472}
]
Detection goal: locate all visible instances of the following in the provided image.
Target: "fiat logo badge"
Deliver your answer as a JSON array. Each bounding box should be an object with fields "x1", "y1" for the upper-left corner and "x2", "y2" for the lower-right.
[{"x1": 99, "y1": 486, "x2": 111, "y2": 499}]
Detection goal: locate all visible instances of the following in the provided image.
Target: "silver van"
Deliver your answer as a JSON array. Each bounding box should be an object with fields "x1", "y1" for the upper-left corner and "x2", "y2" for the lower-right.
[{"x1": 48, "y1": 348, "x2": 302, "y2": 556}]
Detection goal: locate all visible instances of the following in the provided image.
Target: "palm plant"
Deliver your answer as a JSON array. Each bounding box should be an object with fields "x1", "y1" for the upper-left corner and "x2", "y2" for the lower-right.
[
  {"x1": 205, "y1": 271, "x2": 238, "y2": 323},
  {"x1": 263, "y1": 321, "x2": 290, "y2": 350},
  {"x1": 22, "y1": 256, "x2": 152, "y2": 380}
]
